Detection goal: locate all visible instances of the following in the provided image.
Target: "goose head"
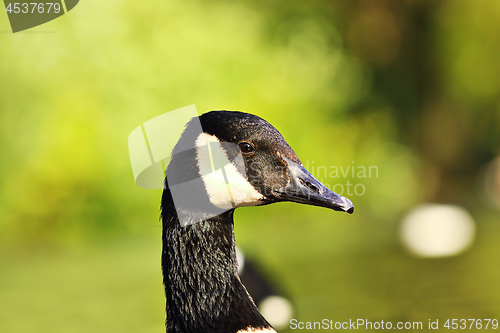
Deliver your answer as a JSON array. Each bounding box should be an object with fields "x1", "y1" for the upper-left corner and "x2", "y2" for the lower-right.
[{"x1": 166, "y1": 110, "x2": 353, "y2": 225}]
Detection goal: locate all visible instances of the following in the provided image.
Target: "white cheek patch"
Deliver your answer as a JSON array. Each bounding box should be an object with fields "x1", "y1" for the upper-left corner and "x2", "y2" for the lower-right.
[{"x1": 195, "y1": 133, "x2": 264, "y2": 209}]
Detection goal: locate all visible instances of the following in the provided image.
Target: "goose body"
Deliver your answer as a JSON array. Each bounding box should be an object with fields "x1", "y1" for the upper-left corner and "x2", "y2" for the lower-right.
[{"x1": 161, "y1": 111, "x2": 353, "y2": 333}]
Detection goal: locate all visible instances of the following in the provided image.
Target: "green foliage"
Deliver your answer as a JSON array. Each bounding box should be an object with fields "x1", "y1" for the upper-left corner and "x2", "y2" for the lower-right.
[{"x1": 0, "y1": 0, "x2": 387, "y2": 246}]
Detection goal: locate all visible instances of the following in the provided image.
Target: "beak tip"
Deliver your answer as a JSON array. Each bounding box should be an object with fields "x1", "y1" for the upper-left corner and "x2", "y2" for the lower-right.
[{"x1": 339, "y1": 196, "x2": 354, "y2": 214}]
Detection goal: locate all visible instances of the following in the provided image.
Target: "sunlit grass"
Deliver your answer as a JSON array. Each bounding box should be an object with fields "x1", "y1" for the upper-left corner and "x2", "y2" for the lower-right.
[
  {"x1": 1, "y1": 210, "x2": 499, "y2": 332},
  {"x1": 0, "y1": 236, "x2": 164, "y2": 333}
]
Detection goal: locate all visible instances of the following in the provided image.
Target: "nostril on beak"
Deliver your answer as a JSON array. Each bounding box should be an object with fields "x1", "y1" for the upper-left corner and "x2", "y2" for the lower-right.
[{"x1": 299, "y1": 178, "x2": 319, "y2": 194}]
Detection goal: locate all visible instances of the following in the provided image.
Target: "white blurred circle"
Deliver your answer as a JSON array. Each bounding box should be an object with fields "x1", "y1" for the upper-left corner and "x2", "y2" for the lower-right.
[
  {"x1": 400, "y1": 204, "x2": 476, "y2": 258},
  {"x1": 259, "y1": 296, "x2": 294, "y2": 330}
]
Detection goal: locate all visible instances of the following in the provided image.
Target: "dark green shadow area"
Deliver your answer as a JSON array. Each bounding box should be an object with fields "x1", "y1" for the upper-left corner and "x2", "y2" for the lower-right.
[{"x1": 65, "y1": 0, "x2": 78, "y2": 12}]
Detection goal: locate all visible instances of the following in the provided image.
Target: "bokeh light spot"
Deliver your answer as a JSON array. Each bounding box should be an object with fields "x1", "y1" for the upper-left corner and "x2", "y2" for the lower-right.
[
  {"x1": 400, "y1": 204, "x2": 476, "y2": 258},
  {"x1": 259, "y1": 295, "x2": 293, "y2": 331}
]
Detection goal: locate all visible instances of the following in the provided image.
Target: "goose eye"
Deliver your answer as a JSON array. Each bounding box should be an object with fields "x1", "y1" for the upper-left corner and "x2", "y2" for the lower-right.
[{"x1": 238, "y1": 142, "x2": 255, "y2": 155}]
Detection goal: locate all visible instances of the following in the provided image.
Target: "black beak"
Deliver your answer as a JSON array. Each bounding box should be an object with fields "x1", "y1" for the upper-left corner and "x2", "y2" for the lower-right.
[{"x1": 276, "y1": 159, "x2": 354, "y2": 214}]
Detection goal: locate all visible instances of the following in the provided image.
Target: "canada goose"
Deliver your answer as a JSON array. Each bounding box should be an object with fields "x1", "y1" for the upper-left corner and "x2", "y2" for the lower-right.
[{"x1": 161, "y1": 111, "x2": 354, "y2": 333}]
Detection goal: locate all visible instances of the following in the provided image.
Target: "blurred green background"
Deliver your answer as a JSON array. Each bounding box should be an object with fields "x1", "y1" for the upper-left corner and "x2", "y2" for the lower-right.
[{"x1": 1, "y1": 0, "x2": 500, "y2": 332}]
